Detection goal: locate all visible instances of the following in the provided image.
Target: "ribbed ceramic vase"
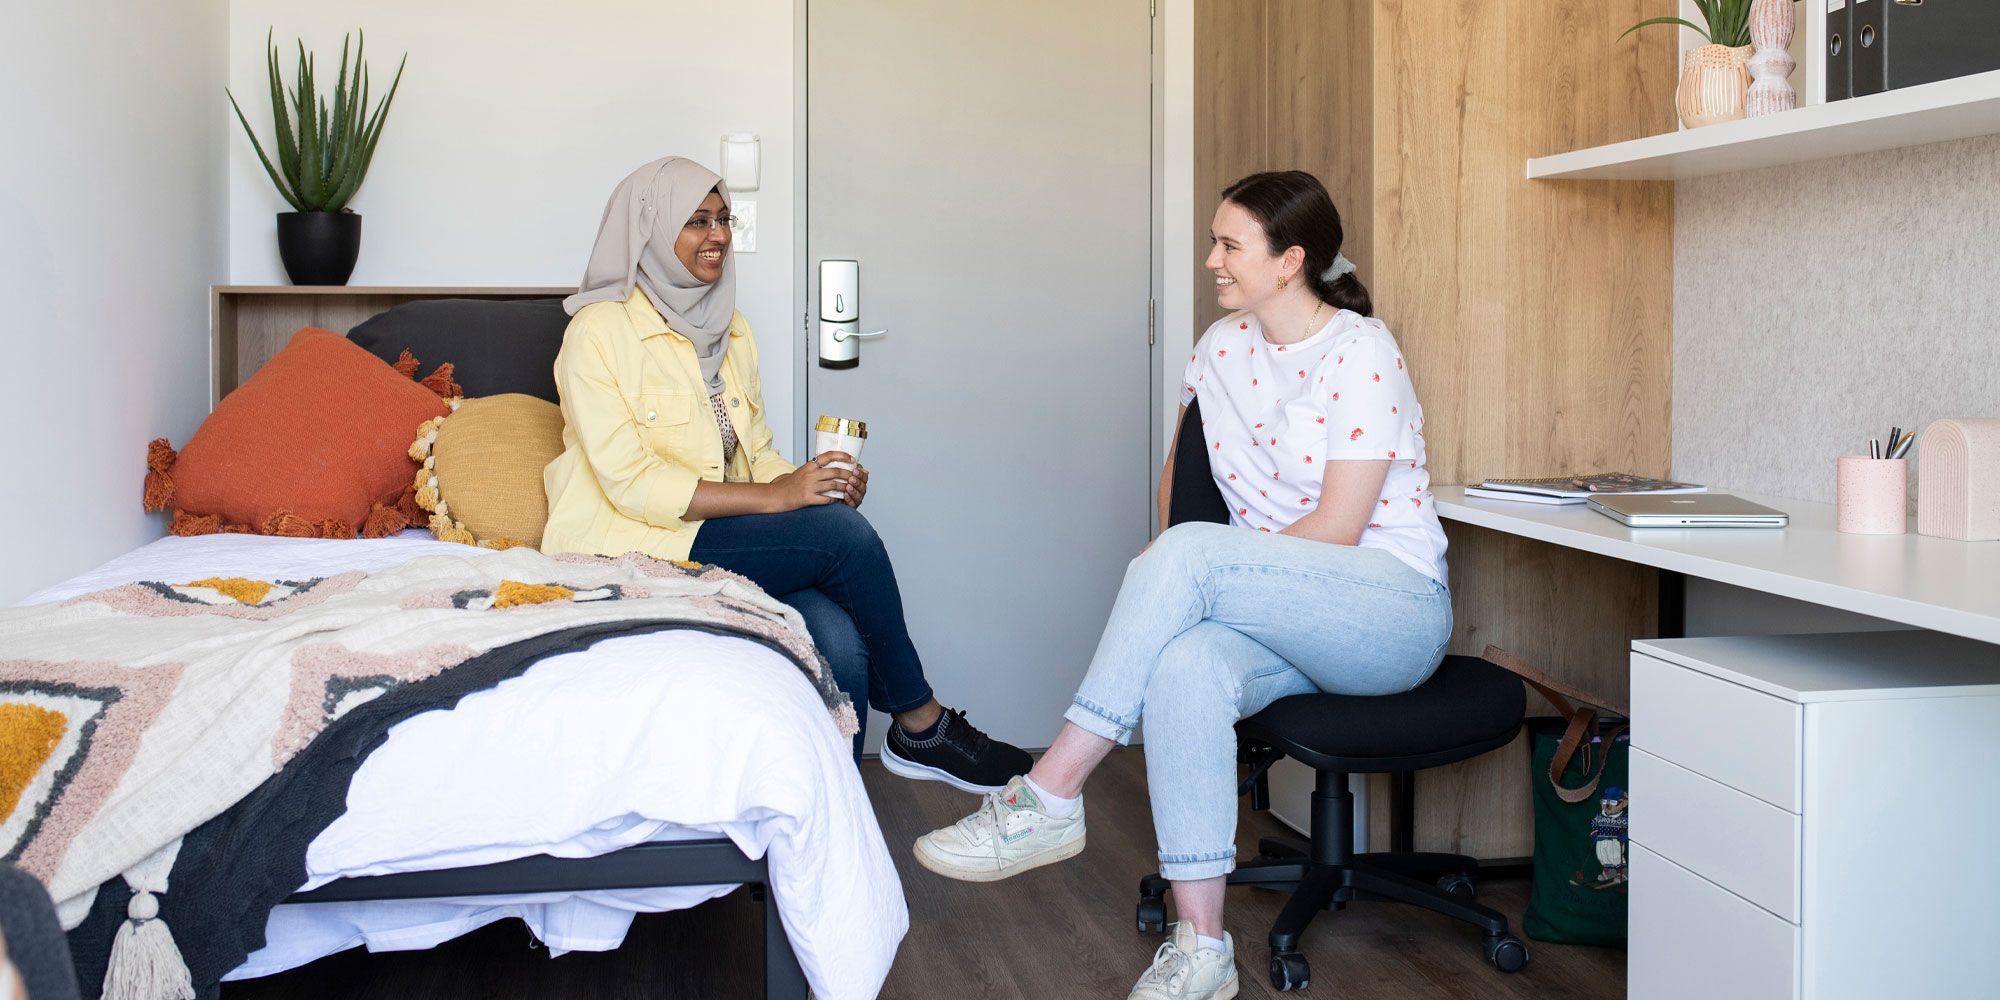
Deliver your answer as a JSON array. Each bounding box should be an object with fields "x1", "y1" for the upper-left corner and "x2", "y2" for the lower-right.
[
  {"x1": 1744, "y1": 0, "x2": 1798, "y2": 117},
  {"x1": 1677, "y1": 44, "x2": 1753, "y2": 128}
]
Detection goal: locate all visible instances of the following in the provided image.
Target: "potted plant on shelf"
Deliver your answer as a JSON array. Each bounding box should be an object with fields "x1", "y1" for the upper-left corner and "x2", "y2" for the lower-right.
[
  {"x1": 1623, "y1": 0, "x2": 1754, "y2": 129},
  {"x1": 228, "y1": 31, "x2": 405, "y2": 286}
]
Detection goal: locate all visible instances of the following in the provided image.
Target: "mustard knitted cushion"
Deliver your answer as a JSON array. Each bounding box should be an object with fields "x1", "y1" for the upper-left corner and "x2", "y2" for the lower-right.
[{"x1": 409, "y1": 394, "x2": 565, "y2": 549}]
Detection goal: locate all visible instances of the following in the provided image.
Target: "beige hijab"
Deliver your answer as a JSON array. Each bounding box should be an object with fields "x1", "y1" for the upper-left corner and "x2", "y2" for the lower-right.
[{"x1": 565, "y1": 156, "x2": 735, "y2": 390}]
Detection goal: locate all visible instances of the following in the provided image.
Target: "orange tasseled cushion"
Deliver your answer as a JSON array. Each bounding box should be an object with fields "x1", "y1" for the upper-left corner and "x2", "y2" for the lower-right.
[{"x1": 164, "y1": 328, "x2": 451, "y2": 535}]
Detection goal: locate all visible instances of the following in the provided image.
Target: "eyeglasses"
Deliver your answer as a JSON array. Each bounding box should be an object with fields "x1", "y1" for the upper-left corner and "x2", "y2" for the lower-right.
[{"x1": 683, "y1": 213, "x2": 740, "y2": 233}]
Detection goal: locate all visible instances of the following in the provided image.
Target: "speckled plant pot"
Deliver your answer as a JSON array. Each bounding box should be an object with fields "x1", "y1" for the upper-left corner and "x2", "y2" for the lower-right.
[{"x1": 1678, "y1": 44, "x2": 1753, "y2": 128}]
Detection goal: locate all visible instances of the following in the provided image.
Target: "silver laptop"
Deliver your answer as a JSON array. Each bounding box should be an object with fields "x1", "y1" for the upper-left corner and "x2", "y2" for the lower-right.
[{"x1": 1588, "y1": 493, "x2": 1789, "y2": 527}]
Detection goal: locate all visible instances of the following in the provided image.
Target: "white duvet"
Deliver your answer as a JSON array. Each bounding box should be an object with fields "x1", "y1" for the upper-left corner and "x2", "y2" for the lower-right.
[{"x1": 20, "y1": 533, "x2": 906, "y2": 999}]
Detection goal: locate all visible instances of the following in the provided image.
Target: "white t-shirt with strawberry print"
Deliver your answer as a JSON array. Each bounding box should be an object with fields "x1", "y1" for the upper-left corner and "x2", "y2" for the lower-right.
[{"x1": 1181, "y1": 308, "x2": 1448, "y2": 584}]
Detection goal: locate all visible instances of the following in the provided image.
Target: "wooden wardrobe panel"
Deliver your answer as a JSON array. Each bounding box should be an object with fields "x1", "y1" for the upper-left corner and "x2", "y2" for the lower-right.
[
  {"x1": 1502, "y1": 0, "x2": 1676, "y2": 487},
  {"x1": 1368, "y1": 0, "x2": 1676, "y2": 858},
  {"x1": 1370, "y1": 0, "x2": 1516, "y2": 491},
  {"x1": 1267, "y1": 0, "x2": 1374, "y2": 281},
  {"x1": 1192, "y1": 0, "x2": 1272, "y2": 337}
]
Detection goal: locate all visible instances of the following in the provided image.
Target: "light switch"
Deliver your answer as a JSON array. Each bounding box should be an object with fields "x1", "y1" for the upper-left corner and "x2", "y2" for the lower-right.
[{"x1": 731, "y1": 200, "x2": 757, "y2": 253}]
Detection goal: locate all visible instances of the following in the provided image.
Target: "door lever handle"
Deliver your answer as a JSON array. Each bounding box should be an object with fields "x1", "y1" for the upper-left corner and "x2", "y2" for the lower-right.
[{"x1": 832, "y1": 328, "x2": 889, "y2": 343}]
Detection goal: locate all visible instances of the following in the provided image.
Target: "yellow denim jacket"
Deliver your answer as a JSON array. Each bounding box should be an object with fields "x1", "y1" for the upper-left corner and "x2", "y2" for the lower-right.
[{"x1": 541, "y1": 289, "x2": 796, "y2": 561}]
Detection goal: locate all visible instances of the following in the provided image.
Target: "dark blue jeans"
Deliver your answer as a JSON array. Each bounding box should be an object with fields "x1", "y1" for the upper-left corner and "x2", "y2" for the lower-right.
[
  {"x1": 783, "y1": 588, "x2": 869, "y2": 758},
  {"x1": 688, "y1": 505, "x2": 935, "y2": 753}
]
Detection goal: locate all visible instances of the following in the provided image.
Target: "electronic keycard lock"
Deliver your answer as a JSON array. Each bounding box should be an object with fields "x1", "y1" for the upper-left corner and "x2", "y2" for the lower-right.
[{"x1": 818, "y1": 259, "x2": 886, "y2": 369}]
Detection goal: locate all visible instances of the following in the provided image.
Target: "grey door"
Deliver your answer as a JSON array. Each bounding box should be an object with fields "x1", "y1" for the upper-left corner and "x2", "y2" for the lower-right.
[{"x1": 807, "y1": 0, "x2": 1155, "y2": 749}]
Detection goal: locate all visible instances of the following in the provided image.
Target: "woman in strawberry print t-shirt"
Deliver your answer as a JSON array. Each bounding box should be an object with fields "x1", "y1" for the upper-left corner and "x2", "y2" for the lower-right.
[{"x1": 916, "y1": 172, "x2": 1452, "y2": 1000}]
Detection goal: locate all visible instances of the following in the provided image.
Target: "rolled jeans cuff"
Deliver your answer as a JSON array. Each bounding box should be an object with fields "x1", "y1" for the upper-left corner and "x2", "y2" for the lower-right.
[
  {"x1": 877, "y1": 684, "x2": 936, "y2": 717},
  {"x1": 1063, "y1": 697, "x2": 1135, "y2": 746},
  {"x1": 1158, "y1": 849, "x2": 1237, "y2": 882}
]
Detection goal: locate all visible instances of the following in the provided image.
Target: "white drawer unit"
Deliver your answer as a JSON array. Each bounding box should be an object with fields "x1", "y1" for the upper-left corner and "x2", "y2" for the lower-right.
[{"x1": 1628, "y1": 631, "x2": 2000, "y2": 1000}]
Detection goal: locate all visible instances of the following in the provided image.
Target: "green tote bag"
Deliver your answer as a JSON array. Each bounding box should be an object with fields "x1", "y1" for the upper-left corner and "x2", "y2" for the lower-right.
[{"x1": 1485, "y1": 647, "x2": 1631, "y2": 949}]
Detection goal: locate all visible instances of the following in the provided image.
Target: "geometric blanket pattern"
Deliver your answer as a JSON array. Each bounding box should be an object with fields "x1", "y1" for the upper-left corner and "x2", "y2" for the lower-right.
[{"x1": 0, "y1": 547, "x2": 853, "y2": 945}]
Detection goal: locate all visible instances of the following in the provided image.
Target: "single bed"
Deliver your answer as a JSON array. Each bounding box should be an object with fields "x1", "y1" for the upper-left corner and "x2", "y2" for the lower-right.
[{"x1": 21, "y1": 531, "x2": 905, "y2": 999}]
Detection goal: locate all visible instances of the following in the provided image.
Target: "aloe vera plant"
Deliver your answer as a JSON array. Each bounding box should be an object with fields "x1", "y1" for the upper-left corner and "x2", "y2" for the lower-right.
[
  {"x1": 228, "y1": 30, "x2": 406, "y2": 213},
  {"x1": 1622, "y1": 0, "x2": 1754, "y2": 48}
]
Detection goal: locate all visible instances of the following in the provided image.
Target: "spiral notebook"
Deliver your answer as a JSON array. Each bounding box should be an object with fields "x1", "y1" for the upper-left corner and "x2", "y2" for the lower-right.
[{"x1": 1474, "y1": 473, "x2": 1707, "y2": 501}]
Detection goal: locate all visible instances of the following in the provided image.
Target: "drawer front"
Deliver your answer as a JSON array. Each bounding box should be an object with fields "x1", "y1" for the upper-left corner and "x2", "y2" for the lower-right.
[
  {"x1": 1630, "y1": 747, "x2": 1801, "y2": 922},
  {"x1": 1631, "y1": 652, "x2": 1802, "y2": 811},
  {"x1": 1629, "y1": 844, "x2": 1799, "y2": 1000}
]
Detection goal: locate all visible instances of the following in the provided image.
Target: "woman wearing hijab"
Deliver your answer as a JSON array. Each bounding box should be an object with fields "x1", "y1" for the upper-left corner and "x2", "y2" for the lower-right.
[{"x1": 543, "y1": 156, "x2": 1031, "y2": 790}]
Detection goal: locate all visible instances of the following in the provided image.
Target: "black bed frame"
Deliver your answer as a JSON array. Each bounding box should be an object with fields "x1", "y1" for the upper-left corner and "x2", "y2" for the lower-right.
[{"x1": 284, "y1": 838, "x2": 809, "y2": 998}]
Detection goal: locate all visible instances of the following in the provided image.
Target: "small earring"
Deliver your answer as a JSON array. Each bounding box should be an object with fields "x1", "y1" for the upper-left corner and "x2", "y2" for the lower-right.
[{"x1": 1276, "y1": 275, "x2": 1289, "y2": 289}]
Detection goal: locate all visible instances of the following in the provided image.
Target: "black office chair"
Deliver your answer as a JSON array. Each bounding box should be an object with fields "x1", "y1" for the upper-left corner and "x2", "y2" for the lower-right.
[{"x1": 1136, "y1": 398, "x2": 1529, "y2": 992}]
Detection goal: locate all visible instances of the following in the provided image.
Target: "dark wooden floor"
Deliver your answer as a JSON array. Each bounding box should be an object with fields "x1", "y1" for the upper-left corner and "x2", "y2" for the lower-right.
[{"x1": 223, "y1": 750, "x2": 1625, "y2": 999}]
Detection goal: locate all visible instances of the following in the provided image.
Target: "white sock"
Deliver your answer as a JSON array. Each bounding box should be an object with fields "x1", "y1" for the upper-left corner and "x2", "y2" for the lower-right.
[
  {"x1": 1021, "y1": 776, "x2": 1080, "y2": 817},
  {"x1": 1196, "y1": 933, "x2": 1229, "y2": 955}
]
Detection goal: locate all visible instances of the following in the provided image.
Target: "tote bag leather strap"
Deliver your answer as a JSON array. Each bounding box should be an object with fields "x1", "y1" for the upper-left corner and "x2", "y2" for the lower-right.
[{"x1": 1484, "y1": 645, "x2": 1629, "y2": 805}]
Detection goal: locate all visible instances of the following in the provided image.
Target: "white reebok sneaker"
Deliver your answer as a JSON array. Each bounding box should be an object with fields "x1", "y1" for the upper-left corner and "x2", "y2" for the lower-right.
[
  {"x1": 1129, "y1": 922, "x2": 1239, "y2": 1000},
  {"x1": 912, "y1": 775, "x2": 1086, "y2": 882}
]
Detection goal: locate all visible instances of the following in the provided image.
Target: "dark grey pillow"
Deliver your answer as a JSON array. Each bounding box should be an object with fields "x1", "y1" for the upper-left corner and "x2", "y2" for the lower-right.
[{"x1": 346, "y1": 298, "x2": 570, "y2": 403}]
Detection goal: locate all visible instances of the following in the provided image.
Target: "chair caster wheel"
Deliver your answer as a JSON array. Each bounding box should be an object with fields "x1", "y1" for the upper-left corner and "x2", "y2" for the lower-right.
[
  {"x1": 1269, "y1": 951, "x2": 1311, "y2": 992},
  {"x1": 1437, "y1": 872, "x2": 1476, "y2": 899},
  {"x1": 1136, "y1": 895, "x2": 1166, "y2": 934},
  {"x1": 1485, "y1": 933, "x2": 1529, "y2": 973}
]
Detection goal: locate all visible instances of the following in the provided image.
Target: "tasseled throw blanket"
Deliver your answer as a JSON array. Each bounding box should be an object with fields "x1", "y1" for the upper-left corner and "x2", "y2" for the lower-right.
[{"x1": 0, "y1": 548, "x2": 856, "y2": 999}]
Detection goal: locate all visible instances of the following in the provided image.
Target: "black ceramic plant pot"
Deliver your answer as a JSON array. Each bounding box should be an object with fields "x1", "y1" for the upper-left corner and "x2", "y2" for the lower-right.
[{"x1": 276, "y1": 211, "x2": 362, "y2": 286}]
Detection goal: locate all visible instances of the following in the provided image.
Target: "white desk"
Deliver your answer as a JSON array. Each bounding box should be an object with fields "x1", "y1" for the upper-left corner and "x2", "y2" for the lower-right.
[
  {"x1": 1432, "y1": 486, "x2": 2000, "y2": 646},
  {"x1": 1434, "y1": 488, "x2": 2000, "y2": 999}
]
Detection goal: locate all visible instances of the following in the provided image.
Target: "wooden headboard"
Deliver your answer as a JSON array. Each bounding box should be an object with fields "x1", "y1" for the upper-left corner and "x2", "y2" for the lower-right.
[{"x1": 209, "y1": 285, "x2": 573, "y2": 405}]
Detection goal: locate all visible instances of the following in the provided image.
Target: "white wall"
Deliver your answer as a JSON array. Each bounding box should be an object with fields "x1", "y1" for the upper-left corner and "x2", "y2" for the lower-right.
[
  {"x1": 227, "y1": 0, "x2": 801, "y2": 453},
  {"x1": 0, "y1": 1, "x2": 228, "y2": 604}
]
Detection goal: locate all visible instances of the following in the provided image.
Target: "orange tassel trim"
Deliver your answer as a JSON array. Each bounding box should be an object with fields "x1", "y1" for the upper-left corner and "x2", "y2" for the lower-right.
[
  {"x1": 258, "y1": 511, "x2": 353, "y2": 539},
  {"x1": 419, "y1": 362, "x2": 462, "y2": 400},
  {"x1": 395, "y1": 482, "x2": 423, "y2": 524},
  {"x1": 259, "y1": 511, "x2": 317, "y2": 537},
  {"x1": 143, "y1": 439, "x2": 178, "y2": 512},
  {"x1": 169, "y1": 511, "x2": 223, "y2": 536},
  {"x1": 362, "y1": 501, "x2": 410, "y2": 539},
  {"x1": 392, "y1": 350, "x2": 422, "y2": 380}
]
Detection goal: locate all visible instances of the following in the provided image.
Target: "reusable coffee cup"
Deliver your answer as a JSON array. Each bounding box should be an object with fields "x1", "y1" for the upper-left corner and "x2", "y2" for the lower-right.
[
  {"x1": 1836, "y1": 456, "x2": 1907, "y2": 534},
  {"x1": 813, "y1": 415, "x2": 868, "y2": 500}
]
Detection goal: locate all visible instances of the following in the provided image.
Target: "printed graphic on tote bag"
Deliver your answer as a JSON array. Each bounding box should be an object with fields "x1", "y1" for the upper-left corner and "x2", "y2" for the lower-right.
[{"x1": 1573, "y1": 786, "x2": 1629, "y2": 890}]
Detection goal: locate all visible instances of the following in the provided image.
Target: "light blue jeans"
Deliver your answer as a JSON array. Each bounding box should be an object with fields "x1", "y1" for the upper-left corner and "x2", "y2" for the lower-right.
[{"x1": 1063, "y1": 522, "x2": 1452, "y2": 881}]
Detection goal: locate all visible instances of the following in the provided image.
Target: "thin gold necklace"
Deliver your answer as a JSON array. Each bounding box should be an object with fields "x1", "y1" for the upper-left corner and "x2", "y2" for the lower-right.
[{"x1": 1302, "y1": 302, "x2": 1324, "y2": 341}]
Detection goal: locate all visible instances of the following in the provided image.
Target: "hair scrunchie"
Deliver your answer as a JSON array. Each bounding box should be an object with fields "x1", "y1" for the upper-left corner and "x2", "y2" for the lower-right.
[{"x1": 1321, "y1": 253, "x2": 1357, "y2": 282}]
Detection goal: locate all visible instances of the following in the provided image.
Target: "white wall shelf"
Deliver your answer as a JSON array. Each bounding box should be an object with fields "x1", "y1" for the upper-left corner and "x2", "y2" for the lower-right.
[{"x1": 1528, "y1": 68, "x2": 2000, "y2": 181}]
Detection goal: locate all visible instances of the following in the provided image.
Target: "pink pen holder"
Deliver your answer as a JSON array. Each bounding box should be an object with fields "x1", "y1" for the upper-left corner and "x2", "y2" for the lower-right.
[{"x1": 1836, "y1": 456, "x2": 1908, "y2": 534}]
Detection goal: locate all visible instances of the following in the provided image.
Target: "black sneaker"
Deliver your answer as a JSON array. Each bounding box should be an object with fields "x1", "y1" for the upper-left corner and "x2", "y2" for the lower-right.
[{"x1": 881, "y1": 708, "x2": 1033, "y2": 793}]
